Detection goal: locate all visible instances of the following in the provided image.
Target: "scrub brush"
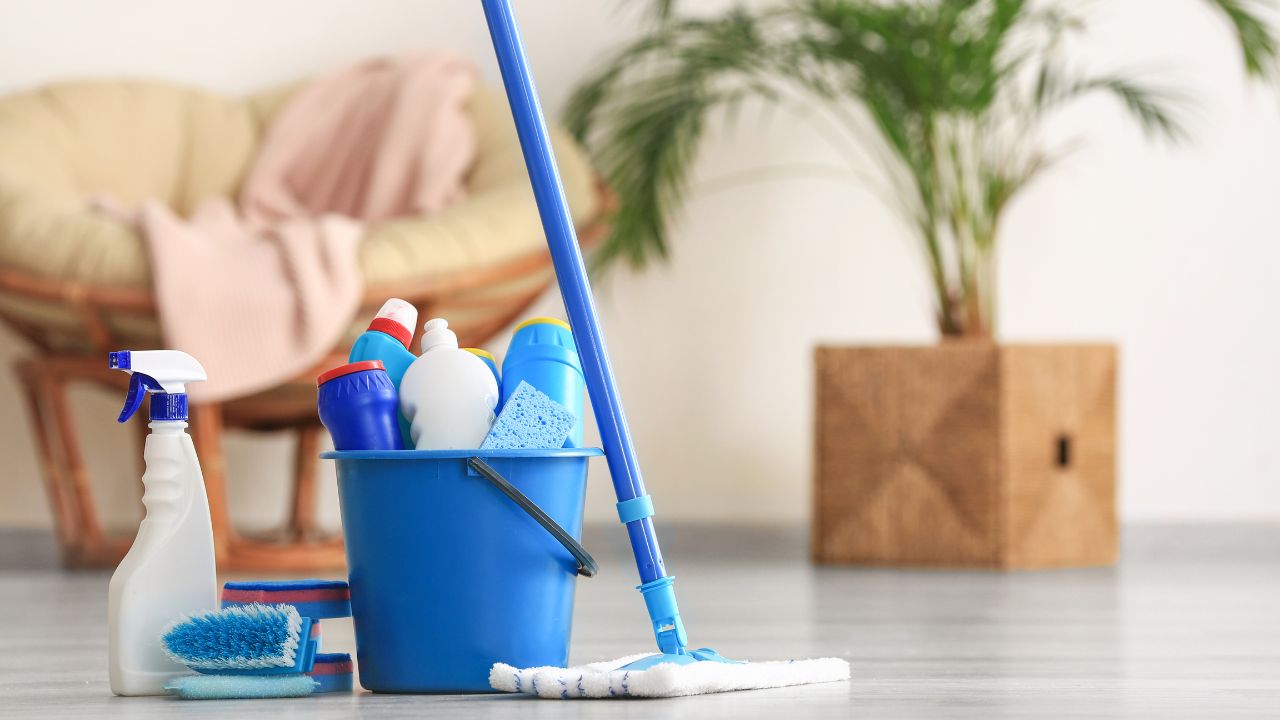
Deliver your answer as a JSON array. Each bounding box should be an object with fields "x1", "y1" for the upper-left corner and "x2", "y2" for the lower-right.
[
  {"x1": 160, "y1": 603, "x2": 320, "y2": 699},
  {"x1": 481, "y1": 0, "x2": 850, "y2": 697}
]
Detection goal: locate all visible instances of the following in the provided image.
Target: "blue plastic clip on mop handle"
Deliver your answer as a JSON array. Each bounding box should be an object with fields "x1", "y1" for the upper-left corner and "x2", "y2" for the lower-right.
[{"x1": 481, "y1": 0, "x2": 688, "y2": 657}]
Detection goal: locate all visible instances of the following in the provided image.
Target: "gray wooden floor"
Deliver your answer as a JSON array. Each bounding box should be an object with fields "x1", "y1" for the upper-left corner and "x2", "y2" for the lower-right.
[{"x1": 0, "y1": 524, "x2": 1276, "y2": 718}]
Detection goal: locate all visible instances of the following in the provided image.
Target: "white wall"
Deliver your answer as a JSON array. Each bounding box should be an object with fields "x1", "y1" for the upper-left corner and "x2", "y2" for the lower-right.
[{"x1": 0, "y1": 0, "x2": 1277, "y2": 532}]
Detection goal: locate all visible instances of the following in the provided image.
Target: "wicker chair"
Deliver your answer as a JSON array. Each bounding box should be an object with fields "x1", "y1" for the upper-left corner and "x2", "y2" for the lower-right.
[{"x1": 0, "y1": 79, "x2": 610, "y2": 570}]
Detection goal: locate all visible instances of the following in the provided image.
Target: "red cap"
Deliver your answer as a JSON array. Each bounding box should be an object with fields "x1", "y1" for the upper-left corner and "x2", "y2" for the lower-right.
[
  {"x1": 365, "y1": 298, "x2": 417, "y2": 349},
  {"x1": 367, "y1": 317, "x2": 413, "y2": 349},
  {"x1": 317, "y1": 360, "x2": 385, "y2": 386}
]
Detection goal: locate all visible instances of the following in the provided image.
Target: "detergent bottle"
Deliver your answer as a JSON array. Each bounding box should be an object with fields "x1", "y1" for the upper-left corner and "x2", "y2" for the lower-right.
[
  {"x1": 317, "y1": 360, "x2": 405, "y2": 451},
  {"x1": 107, "y1": 350, "x2": 218, "y2": 696},
  {"x1": 501, "y1": 317, "x2": 585, "y2": 446},
  {"x1": 348, "y1": 298, "x2": 418, "y2": 446},
  {"x1": 399, "y1": 318, "x2": 499, "y2": 449}
]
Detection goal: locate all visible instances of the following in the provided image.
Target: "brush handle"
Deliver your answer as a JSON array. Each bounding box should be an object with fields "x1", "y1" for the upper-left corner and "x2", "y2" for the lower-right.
[{"x1": 482, "y1": 0, "x2": 688, "y2": 656}]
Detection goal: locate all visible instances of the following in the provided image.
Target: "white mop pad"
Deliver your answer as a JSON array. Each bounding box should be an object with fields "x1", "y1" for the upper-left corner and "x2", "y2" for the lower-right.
[{"x1": 490, "y1": 654, "x2": 850, "y2": 699}]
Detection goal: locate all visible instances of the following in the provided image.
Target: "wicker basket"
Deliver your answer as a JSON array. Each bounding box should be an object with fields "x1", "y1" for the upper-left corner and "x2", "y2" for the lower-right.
[{"x1": 813, "y1": 343, "x2": 1117, "y2": 569}]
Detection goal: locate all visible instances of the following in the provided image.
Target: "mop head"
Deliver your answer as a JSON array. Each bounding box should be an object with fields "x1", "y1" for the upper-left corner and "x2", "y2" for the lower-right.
[{"x1": 490, "y1": 653, "x2": 850, "y2": 699}]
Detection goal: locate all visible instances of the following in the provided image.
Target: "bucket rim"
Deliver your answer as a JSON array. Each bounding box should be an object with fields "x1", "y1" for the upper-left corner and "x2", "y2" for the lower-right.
[{"x1": 320, "y1": 447, "x2": 604, "y2": 461}]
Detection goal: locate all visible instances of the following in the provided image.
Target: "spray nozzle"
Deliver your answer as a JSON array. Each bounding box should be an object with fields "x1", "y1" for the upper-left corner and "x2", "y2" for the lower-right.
[{"x1": 109, "y1": 350, "x2": 207, "y2": 423}]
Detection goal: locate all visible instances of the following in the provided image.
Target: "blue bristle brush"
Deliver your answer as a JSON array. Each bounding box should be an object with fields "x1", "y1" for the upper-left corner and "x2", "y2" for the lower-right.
[{"x1": 161, "y1": 603, "x2": 320, "y2": 700}]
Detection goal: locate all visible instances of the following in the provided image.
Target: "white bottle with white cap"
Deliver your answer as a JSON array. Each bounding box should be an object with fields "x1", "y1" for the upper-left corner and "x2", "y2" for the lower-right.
[{"x1": 399, "y1": 318, "x2": 500, "y2": 449}]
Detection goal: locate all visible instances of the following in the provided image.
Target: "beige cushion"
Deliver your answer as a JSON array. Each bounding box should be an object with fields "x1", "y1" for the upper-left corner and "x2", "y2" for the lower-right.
[{"x1": 0, "y1": 78, "x2": 601, "y2": 290}]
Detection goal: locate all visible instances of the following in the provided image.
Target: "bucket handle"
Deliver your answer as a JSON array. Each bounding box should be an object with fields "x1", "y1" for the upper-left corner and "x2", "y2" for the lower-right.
[{"x1": 467, "y1": 457, "x2": 598, "y2": 578}]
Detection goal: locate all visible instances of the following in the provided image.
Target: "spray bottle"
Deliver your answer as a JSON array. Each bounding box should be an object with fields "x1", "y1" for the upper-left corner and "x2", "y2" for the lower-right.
[{"x1": 107, "y1": 350, "x2": 218, "y2": 696}]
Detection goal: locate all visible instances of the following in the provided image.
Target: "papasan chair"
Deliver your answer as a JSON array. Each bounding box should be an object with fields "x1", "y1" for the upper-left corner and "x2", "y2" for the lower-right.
[{"x1": 0, "y1": 78, "x2": 610, "y2": 570}]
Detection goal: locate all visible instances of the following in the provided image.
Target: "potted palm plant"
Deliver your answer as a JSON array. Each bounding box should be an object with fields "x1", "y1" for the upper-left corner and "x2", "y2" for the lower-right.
[{"x1": 567, "y1": 0, "x2": 1277, "y2": 567}]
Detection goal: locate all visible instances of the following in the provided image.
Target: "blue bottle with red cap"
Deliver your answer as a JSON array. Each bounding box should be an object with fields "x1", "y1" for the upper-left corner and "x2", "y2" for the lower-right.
[
  {"x1": 348, "y1": 299, "x2": 418, "y2": 446},
  {"x1": 317, "y1": 360, "x2": 404, "y2": 452}
]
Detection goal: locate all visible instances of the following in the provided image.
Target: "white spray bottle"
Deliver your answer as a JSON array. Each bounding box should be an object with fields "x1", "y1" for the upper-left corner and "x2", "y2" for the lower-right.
[{"x1": 107, "y1": 350, "x2": 217, "y2": 696}]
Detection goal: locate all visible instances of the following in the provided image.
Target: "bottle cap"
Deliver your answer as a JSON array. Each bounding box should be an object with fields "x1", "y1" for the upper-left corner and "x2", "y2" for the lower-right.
[
  {"x1": 317, "y1": 360, "x2": 386, "y2": 386},
  {"x1": 421, "y1": 318, "x2": 458, "y2": 353},
  {"x1": 513, "y1": 316, "x2": 571, "y2": 333},
  {"x1": 462, "y1": 348, "x2": 496, "y2": 364},
  {"x1": 367, "y1": 298, "x2": 417, "y2": 349}
]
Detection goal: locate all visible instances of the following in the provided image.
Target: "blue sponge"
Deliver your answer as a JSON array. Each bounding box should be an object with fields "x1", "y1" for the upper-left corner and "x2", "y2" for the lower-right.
[
  {"x1": 480, "y1": 381, "x2": 576, "y2": 450},
  {"x1": 221, "y1": 579, "x2": 351, "y2": 619},
  {"x1": 309, "y1": 653, "x2": 354, "y2": 693},
  {"x1": 165, "y1": 674, "x2": 317, "y2": 700}
]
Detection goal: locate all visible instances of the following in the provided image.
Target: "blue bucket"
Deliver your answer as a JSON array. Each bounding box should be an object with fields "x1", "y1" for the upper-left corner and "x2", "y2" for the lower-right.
[{"x1": 323, "y1": 447, "x2": 601, "y2": 693}]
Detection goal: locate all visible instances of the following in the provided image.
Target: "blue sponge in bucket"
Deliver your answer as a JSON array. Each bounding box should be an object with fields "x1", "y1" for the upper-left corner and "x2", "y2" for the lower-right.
[{"x1": 480, "y1": 381, "x2": 576, "y2": 450}]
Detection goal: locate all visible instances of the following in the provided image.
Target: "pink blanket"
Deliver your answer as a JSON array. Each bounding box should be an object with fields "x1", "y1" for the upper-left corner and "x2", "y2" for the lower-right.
[{"x1": 135, "y1": 53, "x2": 475, "y2": 401}]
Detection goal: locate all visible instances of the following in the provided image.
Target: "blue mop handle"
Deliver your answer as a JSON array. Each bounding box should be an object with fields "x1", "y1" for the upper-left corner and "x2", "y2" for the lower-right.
[{"x1": 481, "y1": 0, "x2": 688, "y2": 656}]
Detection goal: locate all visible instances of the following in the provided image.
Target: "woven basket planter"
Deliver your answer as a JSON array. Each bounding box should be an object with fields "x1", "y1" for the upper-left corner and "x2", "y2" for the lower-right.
[{"x1": 813, "y1": 343, "x2": 1117, "y2": 569}]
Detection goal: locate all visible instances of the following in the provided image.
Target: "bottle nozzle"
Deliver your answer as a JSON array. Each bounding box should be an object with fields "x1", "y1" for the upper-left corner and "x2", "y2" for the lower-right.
[
  {"x1": 421, "y1": 318, "x2": 459, "y2": 353},
  {"x1": 110, "y1": 350, "x2": 206, "y2": 422}
]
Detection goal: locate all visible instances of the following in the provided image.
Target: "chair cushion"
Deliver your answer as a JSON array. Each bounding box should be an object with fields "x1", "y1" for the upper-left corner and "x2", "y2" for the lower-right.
[
  {"x1": 0, "y1": 78, "x2": 602, "y2": 343},
  {"x1": 0, "y1": 81, "x2": 260, "y2": 287}
]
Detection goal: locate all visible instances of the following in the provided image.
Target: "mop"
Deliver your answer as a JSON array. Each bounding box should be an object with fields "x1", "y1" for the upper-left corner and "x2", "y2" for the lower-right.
[{"x1": 480, "y1": 0, "x2": 850, "y2": 698}]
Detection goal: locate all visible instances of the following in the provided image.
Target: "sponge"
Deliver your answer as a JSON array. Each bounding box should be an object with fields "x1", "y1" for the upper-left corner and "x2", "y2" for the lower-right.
[
  {"x1": 165, "y1": 674, "x2": 317, "y2": 700},
  {"x1": 309, "y1": 653, "x2": 355, "y2": 694},
  {"x1": 220, "y1": 579, "x2": 352, "y2": 619},
  {"x1": 480, "y1": 381, "x2": 576, "y2": 450}
]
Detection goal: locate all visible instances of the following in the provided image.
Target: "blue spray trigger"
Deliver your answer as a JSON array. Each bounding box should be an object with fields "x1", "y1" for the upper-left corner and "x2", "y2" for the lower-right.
[{"x1": 117, "y1": 372, "x2": 164, "y2": 423}]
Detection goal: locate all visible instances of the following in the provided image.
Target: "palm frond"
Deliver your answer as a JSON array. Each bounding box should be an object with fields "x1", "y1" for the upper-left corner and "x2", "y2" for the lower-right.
[
  {"x1": 1089, "y1": 76, "x2": 1189, "y2": 142},
  {"x1": 1204, "y1": 0, "x2": 1280, "y2": 79},
  {"x1": 1031, "y1": 68, "x2": 1190, "y2": 142},
  {"x1": 569, "y1": 0, "x2": 1280, "y2": 335},
  {"x1": 566, "y1": 9, "x2": 782, "y2": 268}
]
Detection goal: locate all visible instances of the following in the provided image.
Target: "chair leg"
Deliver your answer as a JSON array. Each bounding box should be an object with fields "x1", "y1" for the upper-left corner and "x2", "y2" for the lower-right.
[
  {"x1": 44, "y1": 368, "x2": 105, "y2": 549},
  {"x1": 15, "y1": 361, "x2": 82, "y2": 559},
  {"x1": 289, "y1": 426, "x2": 322, "y2": 540},
  {"x1": 189, "y1": 402, "x2": 234, "y2": 563},
  {"x1": 15, "y1": 359, "x2": 134, "y2": 566}
]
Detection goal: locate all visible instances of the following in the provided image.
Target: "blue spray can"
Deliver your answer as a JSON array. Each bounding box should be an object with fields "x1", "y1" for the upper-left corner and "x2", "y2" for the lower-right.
[
  {"x1": 501, "y1": 317, "x2": 585, "y2": 447},
  {"x1": 317, "y1": 360, "x2": 404, "y2": 451},
  {"x1": 348, "y1": 298, "x2": 418, "y2": 446}
]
